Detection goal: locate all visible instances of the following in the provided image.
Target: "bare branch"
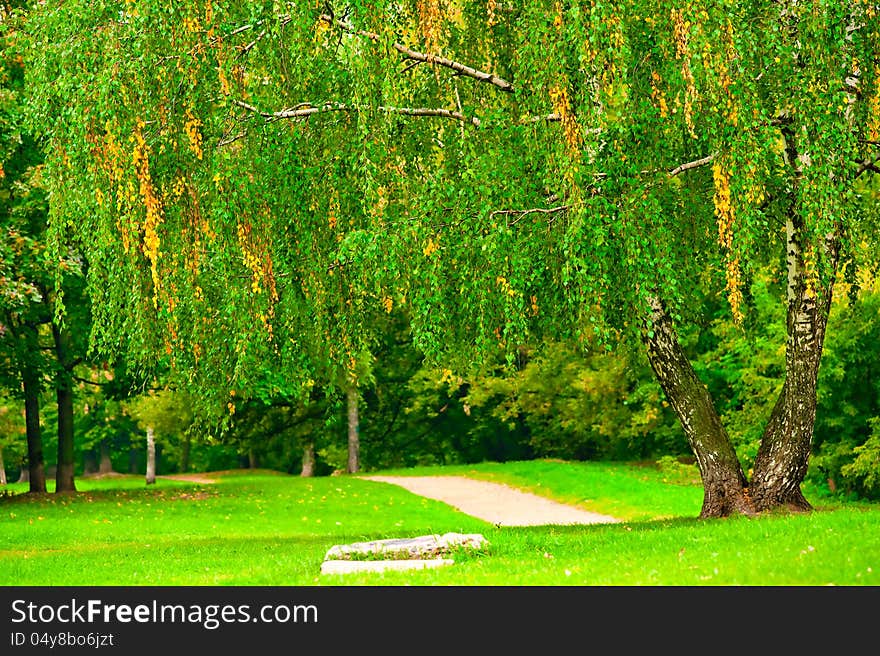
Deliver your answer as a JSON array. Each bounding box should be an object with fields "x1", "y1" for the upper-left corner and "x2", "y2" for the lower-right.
[
  {"x1": 239, "y1": 29, "x2": 267, "y2": 57},
  {"x1": 856, "y1": 153, "x2": 880, "y2": 177},
  {"x1": 231, "y1": 99, "x2": 480, "y2": 126},
  {"x1": 218, "y1": 132, "x2": 248, "y2": 147},
  {"x1": 319, "y1": 14, "x2": 513, "y2": 93},
  {"x1": 228, "y1": 23, "x2": 256, "y2": 37},
  {"x1": 489, "y1": 205, "x2": 570, "y2": 226},
  {"x1": 381, "y1": 106, "x2": 480, "y2": 127},
  {"x1": 667, "y1": 153, "x2": 717, "y2": 177},
  {"x1": 525, "y1": 113, "x2": 561, "y2": 123}
]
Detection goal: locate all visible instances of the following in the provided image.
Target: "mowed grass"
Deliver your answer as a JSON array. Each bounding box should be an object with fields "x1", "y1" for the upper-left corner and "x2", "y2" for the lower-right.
[{"x1": 1, "y1": 460, "x2": 878, "y2": 586}]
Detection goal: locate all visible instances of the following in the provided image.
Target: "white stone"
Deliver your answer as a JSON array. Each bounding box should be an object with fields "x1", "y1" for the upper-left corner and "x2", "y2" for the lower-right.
[{"x1": 324, "y1": 532, "x2": 487, "y2": 560}]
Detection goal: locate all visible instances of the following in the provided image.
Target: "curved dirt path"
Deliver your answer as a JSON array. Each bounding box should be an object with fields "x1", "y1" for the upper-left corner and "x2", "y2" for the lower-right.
[{"x1": 363, "y1": 475, "x2": 620, "y2": 527}]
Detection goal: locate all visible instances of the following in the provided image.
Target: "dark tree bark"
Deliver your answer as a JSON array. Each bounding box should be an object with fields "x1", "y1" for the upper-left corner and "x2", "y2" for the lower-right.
[
  {"x1": 346, "y1": 384, "x2": 360, "y2": 474},
  {"x1": 52, "y1": 322, "x2": 77, "y2": 493},
  {"x1": 643, "y1": 297, "x2": 753, "y2": 518},
  {"x1": 22, "y1": 346, "x2": 46, "y2": 494}
]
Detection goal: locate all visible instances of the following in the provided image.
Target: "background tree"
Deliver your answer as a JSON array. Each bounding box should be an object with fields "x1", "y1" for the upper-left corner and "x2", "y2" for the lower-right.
[
  {"x1": 125, "y1": 388, "x2": 196, "y2": 483},
  {"x1": 2, "y1": 2, "x2": 92, "y2": 493},
  {"x1": 0, "y1": 393, "x2": 26, "y2": 484}
]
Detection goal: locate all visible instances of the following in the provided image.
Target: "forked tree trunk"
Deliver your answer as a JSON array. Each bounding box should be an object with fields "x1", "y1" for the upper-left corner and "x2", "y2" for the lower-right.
[
  {"x1": 643, "y1": 297, "x2": 753, "y2": 518},
  {"x1": 145, "y1": 427, "x2": 156, "y2": 485},
  {"x1": 301, "y1": 442, "x2": 316, "y2": 477},
  {"x1": 52, "y1": 322, "x2": 77, "y2": 493},
  {"x1": 644, "y1": 126, "x2": 839, "y2": 518},
  {"x1": 346, "y1": 384, "x2": 360, "y2": 474}
]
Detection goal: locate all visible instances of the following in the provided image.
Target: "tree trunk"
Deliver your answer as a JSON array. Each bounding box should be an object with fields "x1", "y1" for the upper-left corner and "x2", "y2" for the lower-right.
[
  {"x1": 22, "y1": 355, "x2": 46, "y2": 494},
  {"x1": 51, "y1": 322, "x2": 77, "y2": 493},
  {"x1": 145, "y1": 427, "x2": 156, "y2": 485},
  {"x1": 99, "y1": 439, "x2": 114, "y2": 474},
  {"x1": 54, "y1": 383, "x2": 77, "y2": 492},
  {"x1": 248, "y1": 449, "x2": 258, "y2": 469},
  {"x1": 17, "y1": 465, "x2": 29, "y2": 484},
  {"x1": 301, "y1": 442, "x2": 315, "y2": 477},
  {"x1": 129, "y1": 447, "x2": 139, "y2": 474},
  {"x1": 0, "y1": 448, "x2": 6, "y2": 486},
  {"x1": 346, "y1": 384, "x2": 360, "y2": 474},
  {"x1": 749, "y1": 124, "x2": 839, "y2": 512},
  {"x1": 643, "y1": 297, "x2": 753, "y2": 518}
]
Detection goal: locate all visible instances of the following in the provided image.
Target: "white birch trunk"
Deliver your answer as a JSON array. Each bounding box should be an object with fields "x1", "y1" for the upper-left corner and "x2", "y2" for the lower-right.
[
  {"x1": 146, "y1": 426, "x2": 156, "y2": 485},
  {"x1": 347, "y1": 385, "x2": 360, "y2": 474}
]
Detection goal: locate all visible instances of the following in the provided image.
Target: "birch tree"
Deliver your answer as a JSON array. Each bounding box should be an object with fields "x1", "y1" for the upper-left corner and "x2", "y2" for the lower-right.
[{"x1": 19, "y1": 0, "x2": 880, "y2": 516}]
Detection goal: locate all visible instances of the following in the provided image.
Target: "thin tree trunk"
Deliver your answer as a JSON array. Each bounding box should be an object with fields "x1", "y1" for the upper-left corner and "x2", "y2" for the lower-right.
[
  {"x1": 643, "y1": 296, "x2": 753, "y2": 518},
  {"x1": 17, "y1": 465, "x2": 28, "y2": 484},
  {"x1": 51, "y1": 322, "x2": 77, "y2": 493},
  {"x1": 301, "y1": 442, "x2": 315, "y2": 477},
  {"x1": 749, "y1": 124, "x2": 839, "y2": 511},
  {"x1": 129, "y1": 447, "x2": 139, "y2": 474},
  {"x1": 22, "y1": 355, "x2": 46, "y2": 494},
  {"x1": 0, "y1": 448, "x2": 6, "y2": 486},
  {"x1": 346, "y1": 384, "x2": 360, "y2": 474},
  {"x1": 145, "y1": 427, "x2": 156, "y2": 485}
]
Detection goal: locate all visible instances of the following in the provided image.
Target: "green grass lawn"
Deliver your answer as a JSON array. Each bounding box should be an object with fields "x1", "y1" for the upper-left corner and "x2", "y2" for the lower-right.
[{"x1": 1, "y1": 460, "x2": 877, "y2": 586}]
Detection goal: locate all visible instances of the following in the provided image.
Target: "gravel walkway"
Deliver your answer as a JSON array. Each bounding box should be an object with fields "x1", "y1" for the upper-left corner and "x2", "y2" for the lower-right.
[{"x1": 363, "y1": 475, "x2": 620, "y2": 527}]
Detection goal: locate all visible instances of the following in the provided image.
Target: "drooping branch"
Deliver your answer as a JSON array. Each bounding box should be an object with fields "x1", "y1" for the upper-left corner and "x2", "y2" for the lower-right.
[
  {"x1": 230, "y1": 99, "x2": 480, "y2": 127},
  {"x1": 318, "y1": 14, "x2": 514, "y2": 93},
  {"x1": 487, "y1": 154, "x2": 717, "y2": 225}
]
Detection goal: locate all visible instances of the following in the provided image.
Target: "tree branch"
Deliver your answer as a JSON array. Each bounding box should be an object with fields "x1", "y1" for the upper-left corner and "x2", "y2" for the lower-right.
[
  {"x1": 489, "y1": 205, "x2": 570, "y2": 225},
  {"x1": 319, "y1": 14, "x2": 513, "y2": 93},
  {"x1": 231, "y1": 99, "x2": 480, "y2": 126},
  {"x1": 856, "y1": 152, "x2": 880, "y2": 178},
  {"x1": 73, "y1": 375, "x2": 110, "y2": 387},
  {"x1": 667, "y1": 153, "x2": 717, "y2": 176}
]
